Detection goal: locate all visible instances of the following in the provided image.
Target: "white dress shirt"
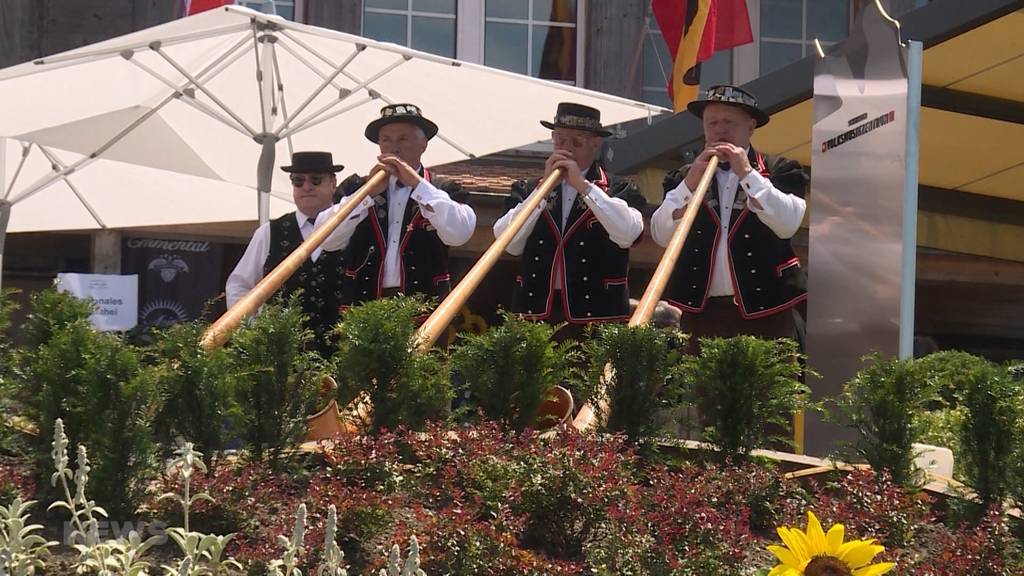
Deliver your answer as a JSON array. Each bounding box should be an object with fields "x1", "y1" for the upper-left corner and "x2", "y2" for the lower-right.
[
  {"x1": 493, "y1": 178, "x2": 643, "y2": 289},
  {"x1": 226, "y1": 209, "x2": 329, "y2": 308},
  {"x1": 650, "y1": 165, "x2": 806, "y2": 297},
  {"x1": 323, "y1": 173, "x2": 476, "y2": 288}
]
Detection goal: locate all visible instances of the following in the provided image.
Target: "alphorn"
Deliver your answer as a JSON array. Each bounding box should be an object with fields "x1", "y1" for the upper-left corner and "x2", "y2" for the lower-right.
[
  {"x1": 200, "y1": 171, "x2": 388, "y2": 440},
  {"x1": 414, "y1": 169, "x2": 564, "y2": 350},
  {"x1": 200, "y1": 170, "x2": 388, "y2": 351},
  {"x1": 571, "y1": 155, "x2": 720, "y2": 432},
  {"x1": 304, "y1": 169, "x2": 569, "y2": 439}
]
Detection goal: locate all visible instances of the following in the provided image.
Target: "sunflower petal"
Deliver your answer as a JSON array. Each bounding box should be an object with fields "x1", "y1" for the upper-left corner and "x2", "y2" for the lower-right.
[
  {"x1": 767, "y1": 545, "x2": 802, "y2": 569},
  {"x1": 838, "y1": 540, "x2": 885, "y2": 569},
  {"x1": 853, "y1": 562, "x2": 896, "y2": 576},
  {"x1": 825, "y1": 523, "x2": 845, "y2": 555},
  {"x1": 768, "y1": 565, "x2": 799, "y2": 576},
  {"x1": 776, "y1": 527, "x2": 810, "y2": 562},
  {"x1": 805, "y1": 511, "x2": 828, "y2": 556}
]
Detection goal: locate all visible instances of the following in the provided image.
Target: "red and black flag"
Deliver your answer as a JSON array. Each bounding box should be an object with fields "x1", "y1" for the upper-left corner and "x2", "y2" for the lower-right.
[
  {"x1": 652, "y1": 0, "x2": 754, "y2": 111},
  {"x1": 185, "y1": 0, "x2": 236, "y2": 16}
]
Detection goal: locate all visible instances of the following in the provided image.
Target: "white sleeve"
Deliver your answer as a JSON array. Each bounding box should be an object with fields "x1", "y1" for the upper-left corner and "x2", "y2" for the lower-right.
[
  {"x1": 493, "y1": 194, "x2": 546, "y2": 257},
  {"x1": 580, "y1": 183, "x2": 643, "y2": 248},
  {"x1": 320, "y1": 196, "x2": 373, "y2": 252},
  {"x1": 226, "y1": 223, "x2": 271, "y2": 308},
  {"x1": 740, "y1": 170, "x2": 807, "y2": 239},
  {"x1": 650, "y1": 179, "x2": 693, "y2": 247},
  {"x1": 410, "y1": 179, "x2": 477, "y2": 247}
]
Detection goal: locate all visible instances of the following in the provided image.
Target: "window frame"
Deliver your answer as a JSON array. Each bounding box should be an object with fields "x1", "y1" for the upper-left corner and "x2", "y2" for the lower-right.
[
  {"x1": 362, "y1": 0, "x2": 459, "y2": 57},
  {"x1": 749, "y1": 0, "x2": 856, "y2": 78},
  {"x1": 457, "y1": 0, "x2": 586, "y2": 86},
  {"x1": 237, "y1": 0, "x2": 300, "y2": 20}
]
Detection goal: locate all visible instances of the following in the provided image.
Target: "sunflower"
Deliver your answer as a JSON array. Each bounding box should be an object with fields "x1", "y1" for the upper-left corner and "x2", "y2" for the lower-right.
[{"x1": 767, "y1": 511, "x2": 896, "y2": 576}]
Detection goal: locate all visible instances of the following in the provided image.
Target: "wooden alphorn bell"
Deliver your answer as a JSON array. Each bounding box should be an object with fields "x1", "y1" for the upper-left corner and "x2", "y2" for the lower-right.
[{"x1": 571, "y1": 155, "x2": 720, "y2": 432}]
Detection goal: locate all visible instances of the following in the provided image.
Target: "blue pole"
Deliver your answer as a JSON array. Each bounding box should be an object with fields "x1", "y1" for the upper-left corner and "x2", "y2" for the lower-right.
[{"x1": 899, "y1": 40, "x2": 922, "y2": 360}]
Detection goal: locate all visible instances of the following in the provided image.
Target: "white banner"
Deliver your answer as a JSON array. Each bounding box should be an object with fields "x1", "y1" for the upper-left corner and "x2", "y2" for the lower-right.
[{"x1": 56, "y1": 273, "x2": 139, "y2": 332}]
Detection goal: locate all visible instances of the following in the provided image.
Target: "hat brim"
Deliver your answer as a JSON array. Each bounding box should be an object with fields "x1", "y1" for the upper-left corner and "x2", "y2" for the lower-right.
[
  {"x1": 540, "y1": 120, "x2": 613, "y2": 137},
  {"x1": 687, "y1": 100, "x2": 770, "y2": 128},
  {"x1": 279, "y1": 164, "x2": 344, "y2": 173},
  {"x1": 365, "y1": 115, "x2": 439, "y2": 143}
]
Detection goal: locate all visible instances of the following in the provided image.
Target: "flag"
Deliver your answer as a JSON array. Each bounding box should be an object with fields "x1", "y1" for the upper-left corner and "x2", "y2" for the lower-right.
[
  {"x1": 185, "y1": 0, "x2": 236, "y2": 16},
  {"x1": 652, "y1": 0, "x2": 753, "y2": 111},
  {"x1": 539, "y1": 0, "x2": 577, "y2": 81}
]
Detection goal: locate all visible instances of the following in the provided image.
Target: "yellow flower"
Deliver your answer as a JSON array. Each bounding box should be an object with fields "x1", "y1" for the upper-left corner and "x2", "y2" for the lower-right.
[{"x1": 767, "y1": 511, "x2": 896, "y2": 576}]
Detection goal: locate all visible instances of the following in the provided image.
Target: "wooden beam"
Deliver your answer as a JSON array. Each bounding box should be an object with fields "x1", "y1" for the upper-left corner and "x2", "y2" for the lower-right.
[
  {"x1": 0, "y1": 0, "x2": 42, "y2": 68},
  {"x1": 585, "y1": 0, "x2": 647, "y2": 99},
  {"x1": 91, "y1": 230, "x2": 122, "y2": 274}
]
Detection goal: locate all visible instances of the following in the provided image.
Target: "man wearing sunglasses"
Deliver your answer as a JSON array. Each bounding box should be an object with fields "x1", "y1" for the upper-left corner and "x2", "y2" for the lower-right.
[
  {"x1": 494, "y1": 102, "x2": 644, "y2": 339},
  {"x1": 226, "y1": 150, "x2": 348, "y2": 351},
  {"x1": 330, "y1": 104, "x2": 476, "y2": 313}
]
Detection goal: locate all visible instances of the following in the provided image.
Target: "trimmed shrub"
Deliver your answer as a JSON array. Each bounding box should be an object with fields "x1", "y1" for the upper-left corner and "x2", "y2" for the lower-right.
[
  {"x1": 13, "y1": 289, "x2": 160, "y2": 516},
  {"x1": 835, "y1": 354, "x2": 933, "y2": 487},
  {"x1": 229, "y1": 294, "x2": 323, "y2": 464},
  {"x1": 682, "y1": 336, "x2": 811, "y2": 461},
  {"x1": 584, "y1": 323, "x2": 687, "y2": 442},
  {"x1": 450, "y1": 312, "x2": 579, "y2": 431},
  {"x1": 150, "y1": 321, "x2": 240, "y2": 468},
  {"x1": 332, "y1": 296, "x2": 451, "y2": 432},
  {"x1": 955, "y1": 359, "x2": 1023, "y2": 514}
]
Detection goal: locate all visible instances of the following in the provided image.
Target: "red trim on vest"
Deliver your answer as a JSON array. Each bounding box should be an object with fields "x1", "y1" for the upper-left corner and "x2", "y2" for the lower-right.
[
  {"x1": 394, "y1": 167, "x2": 431, "y2": 295},
  {"x1": 669, "y1": 200, "x2": 723, "y2": 314},
  {"x1": 368, "y1": 205, "x2": 387, "y2": 298},
  {"x1": 522, "y1": 165, "x2": 623, "y2": 324},
  {"x1": 776, "y1": 257, "x2": 800, "y2": 277}
]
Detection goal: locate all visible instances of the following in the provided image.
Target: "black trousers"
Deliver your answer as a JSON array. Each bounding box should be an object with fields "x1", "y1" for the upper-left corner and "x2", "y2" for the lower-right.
[{"x1": 680, "y1": 296, "x2": 798, "y2": 355}]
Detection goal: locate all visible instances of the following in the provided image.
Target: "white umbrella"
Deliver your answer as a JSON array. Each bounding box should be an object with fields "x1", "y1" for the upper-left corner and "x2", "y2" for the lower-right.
[
  {"x1": 2, "y1": 138, "x2": 295, "y2": 233},
  {"x1": 0, "y1": 5, "x2": 666, "y2": 215},
  {"x1": 0, "y1": 5, "x2": 667, "y2": 285}
]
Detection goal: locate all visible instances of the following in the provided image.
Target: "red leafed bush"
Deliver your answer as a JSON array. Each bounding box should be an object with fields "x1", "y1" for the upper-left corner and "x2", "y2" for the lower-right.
[
  {"x1": 807, "y1": 468, "x2": 933, "y2": 548},
  {"x1": 0, "y1": 456, "x2": 35, "y2": 503},
  {"x1": 143, "y1": 422, "x2": 1024, "y2": 575}
]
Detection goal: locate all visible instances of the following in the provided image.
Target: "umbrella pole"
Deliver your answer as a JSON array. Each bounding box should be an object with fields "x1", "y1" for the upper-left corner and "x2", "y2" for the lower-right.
[
  {"x1": 257, "y1": 136, "x2": 277, "y2": 225},
  {"x1": 0, "y1": 200, "x2": 9, "y2": 292},
  {"x1": 0, "y1": 137, "x2": 7, "y2": 291}
]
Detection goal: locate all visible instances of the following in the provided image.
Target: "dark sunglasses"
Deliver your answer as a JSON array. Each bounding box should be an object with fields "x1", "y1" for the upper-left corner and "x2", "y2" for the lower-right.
[{"x1": 290, "y1": 174, "x2": 328, "y2": 187}]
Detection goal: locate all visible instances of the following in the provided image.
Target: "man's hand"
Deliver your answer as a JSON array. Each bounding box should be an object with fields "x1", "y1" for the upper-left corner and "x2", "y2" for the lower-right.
[
  {"x1": 371, "y1": 154, "x2": 423, "y2": 193},
  {"x1": 682, "y1": 148, "x2": 718, "y2": 191},
  {"x1": 708, "y1": 142, "x2": 752, "y2": 179},
  {"x1": 545, "y1": 150, "x2": 588, "y2": 192}
]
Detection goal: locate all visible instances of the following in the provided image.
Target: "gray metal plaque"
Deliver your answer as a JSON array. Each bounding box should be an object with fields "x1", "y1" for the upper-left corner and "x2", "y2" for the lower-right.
[{"x1": 805, "y1": 2, "x2": 916, "y2": 456}]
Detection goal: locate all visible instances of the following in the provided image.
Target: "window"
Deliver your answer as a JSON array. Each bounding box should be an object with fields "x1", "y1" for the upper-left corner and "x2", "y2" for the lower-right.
[
  {"x1": 641, "y1": 9, "x2": 733, "y2": 107},
  {"x1": 362, "y1": 0, "x2": 457, "y2": 58},
  {"x1": 484, "y1": 0, "x2": 578, "y2": 83},
  {"x1": 237, "y1": 0, "x2": 297, "y2": 20},
  {"x1": 759, "y1": 0, "x2": 849, "y2": 75}
]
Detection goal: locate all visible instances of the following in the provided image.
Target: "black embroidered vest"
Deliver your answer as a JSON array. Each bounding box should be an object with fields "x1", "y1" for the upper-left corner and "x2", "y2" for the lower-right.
[
  {"x1": 509, "y1": 164, "x2": 645, "y2": 324},
  {"x1": 336, "y1": 169, "x2": 466, "y2": 308},
  {"x1": 662, "y1": 149, "x2": 808, "y2": 319},
  {"x1": 265, "y1": 213, "x2": 347, "y2": 346}
]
